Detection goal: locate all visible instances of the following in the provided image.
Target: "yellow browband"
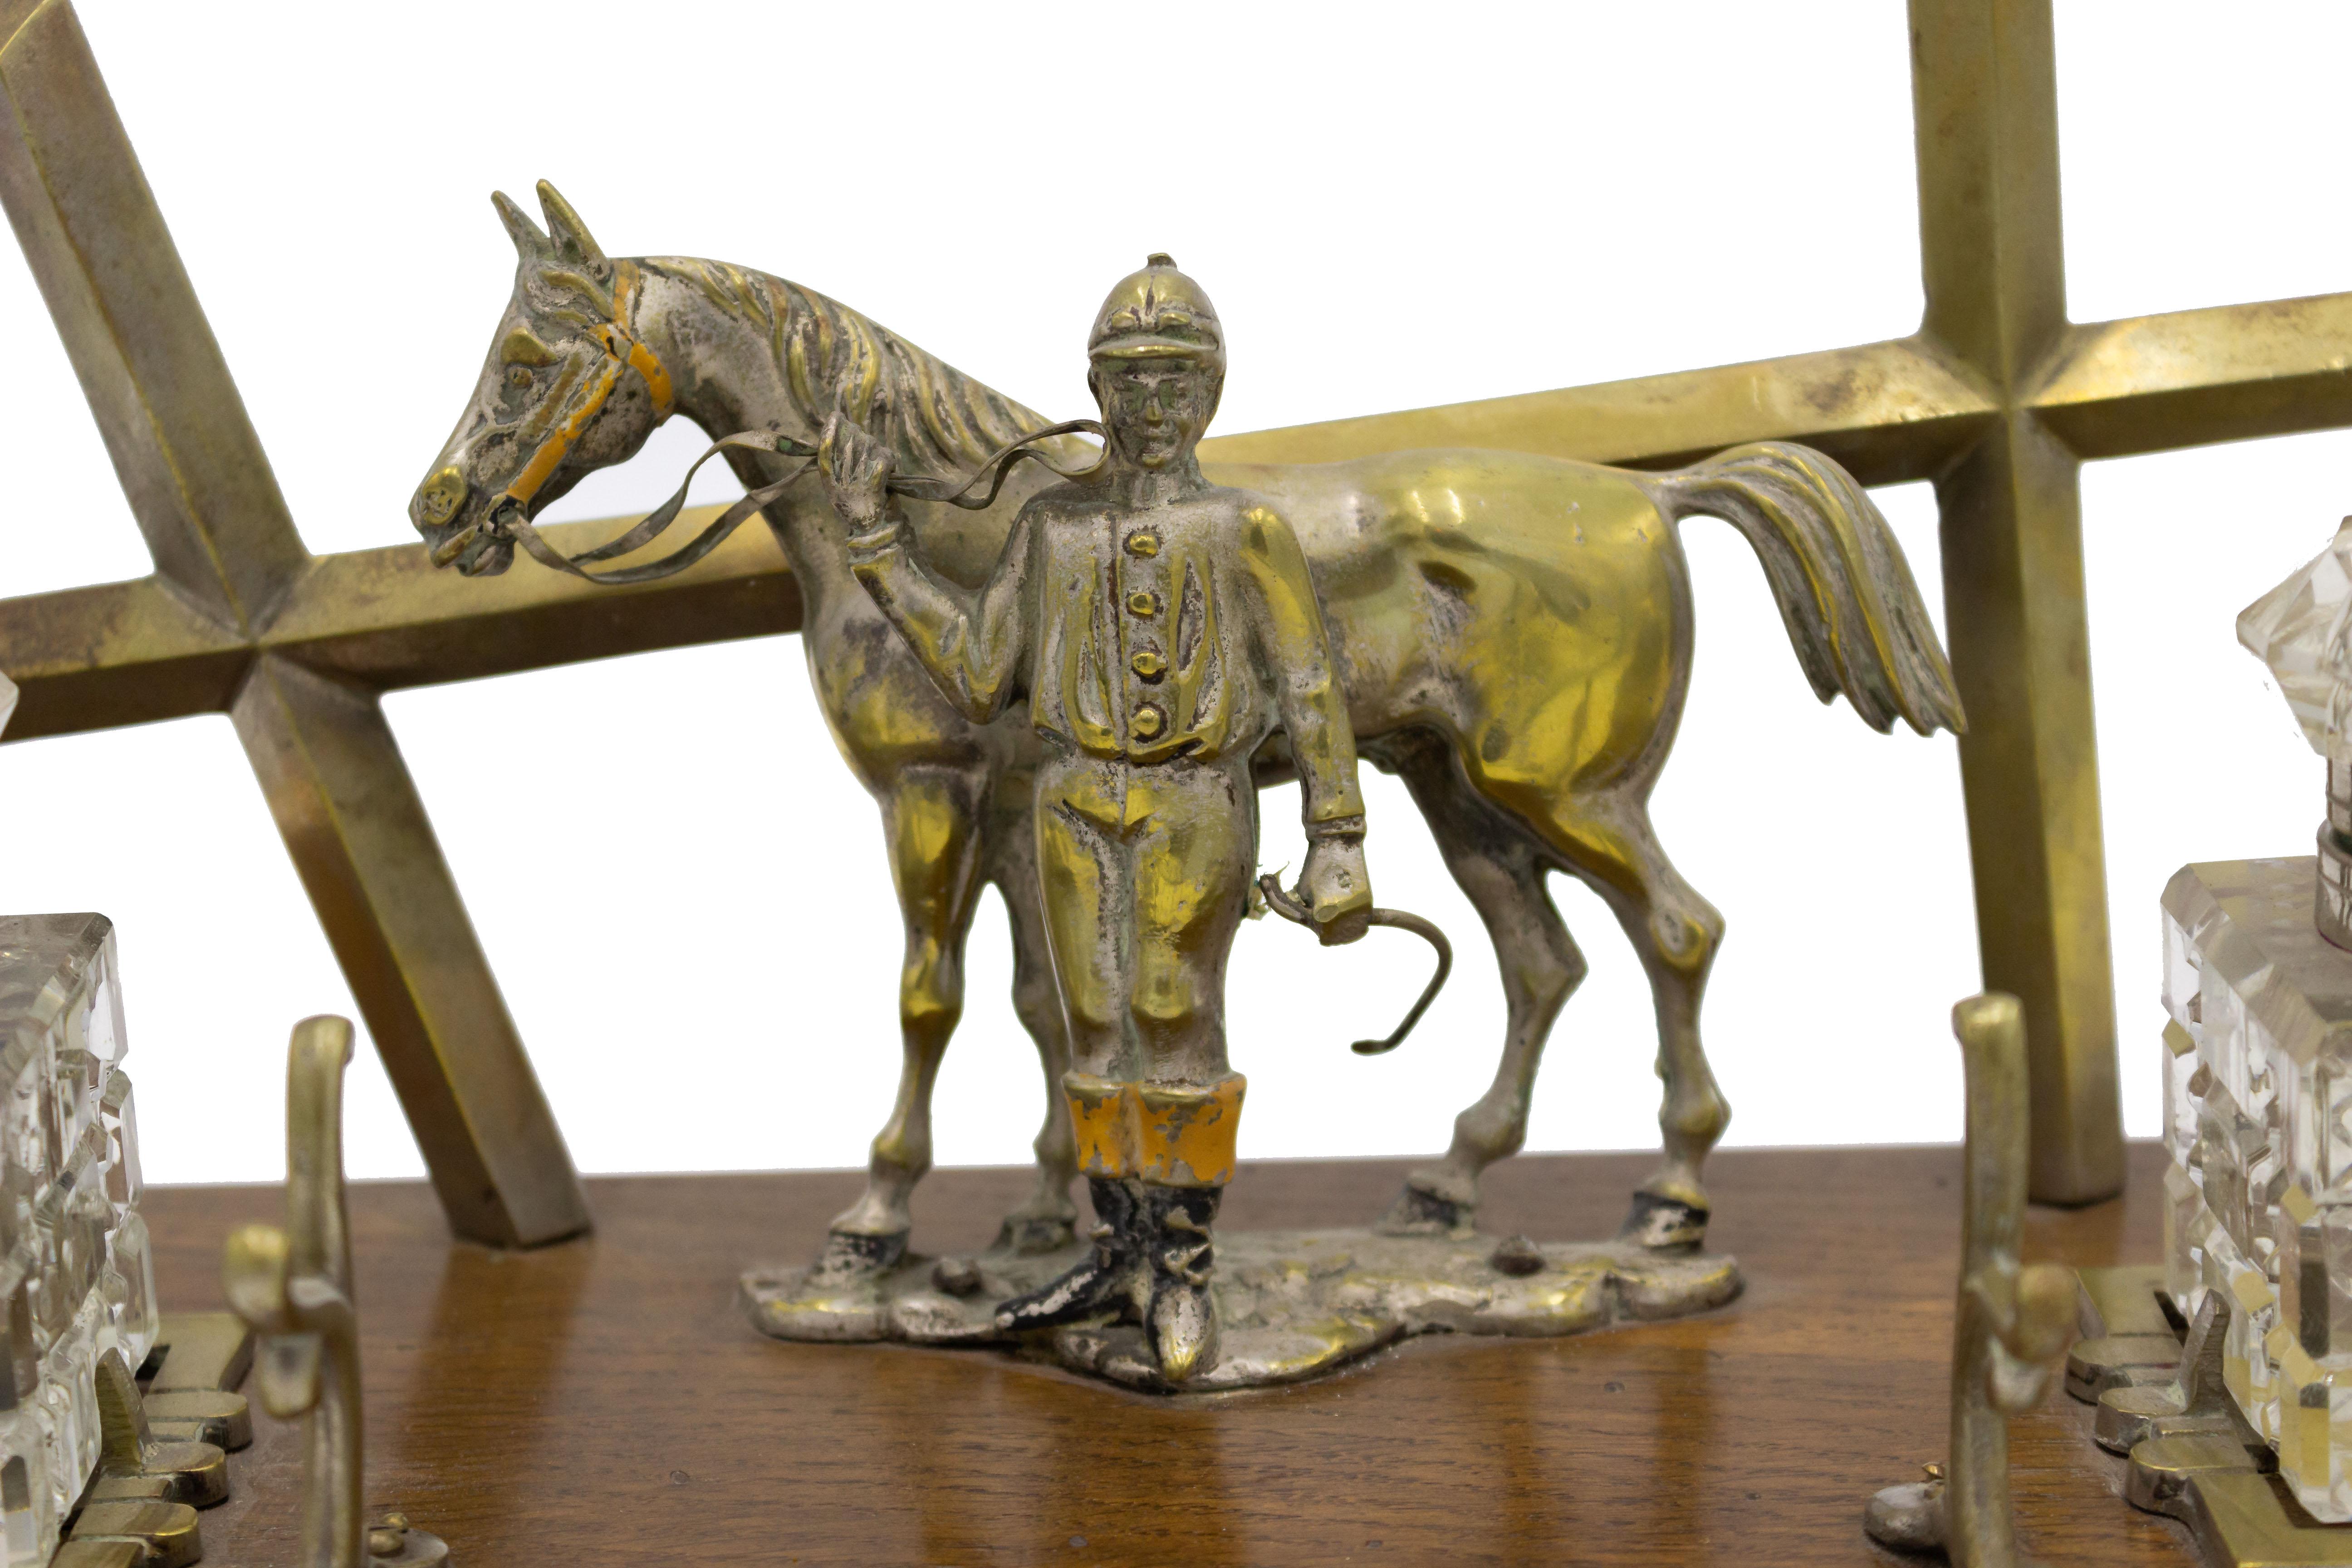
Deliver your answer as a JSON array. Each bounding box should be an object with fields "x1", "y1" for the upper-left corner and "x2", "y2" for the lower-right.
[{"x1": 497, "y1": 260, "x2": 676, "y2": 512}]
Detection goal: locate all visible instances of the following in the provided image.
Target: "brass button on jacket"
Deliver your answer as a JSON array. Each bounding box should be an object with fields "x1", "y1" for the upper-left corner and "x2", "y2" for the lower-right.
[
  {"x1": 848, "y1": 493, "x2": 1366, "y2": 821},
  {"x1": 1125, "y1": 530, "x2": 1160, "y2": 558},
  {"x1": 1131, "y1": 649, "x2": 1167, "y2": 681}
]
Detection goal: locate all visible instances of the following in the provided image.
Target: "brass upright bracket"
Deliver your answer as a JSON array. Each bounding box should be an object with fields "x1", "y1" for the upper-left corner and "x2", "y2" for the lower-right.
[
  {"x1": 83, "y1": 1351, "x2": 226, "y2": 1508},
  {"x1": 0, "y1": 0, "x2": 588, "y2": 1249},
  {"x1": 54, "y1": 1313, "x2": 254, "y2": 1566},
  {"x1": 1866, "y1": 994, "x2": 2078, "y2": 1565},
  {"x1": 2070, "y1": 1267, "x2": 2352, "y2": 1564},
  {"x1": 222, "y1": 1016, "x2": 448, "y2": 1568}
]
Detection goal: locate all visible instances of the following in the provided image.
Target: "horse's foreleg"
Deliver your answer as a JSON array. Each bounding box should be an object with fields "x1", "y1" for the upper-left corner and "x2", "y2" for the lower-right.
[
  {"x1": 1586, "y1": 804, "x2": 1729, "y2": 1252},
  {"x1": 989, "y1": 780, "x2": 1079, "y2": 1254},
  {"x1": 1377, "y1": 738, "x2": 1587, "y2": 1237},
  {"x1": 818, "y1": 767, "x2": 988, "y2": 1276}
]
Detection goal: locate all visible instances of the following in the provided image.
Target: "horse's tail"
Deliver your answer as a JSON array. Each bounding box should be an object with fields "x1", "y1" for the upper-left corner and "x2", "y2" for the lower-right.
[{"x1": 1652, "y1": 441, "x2": 1964, "y2": 737}]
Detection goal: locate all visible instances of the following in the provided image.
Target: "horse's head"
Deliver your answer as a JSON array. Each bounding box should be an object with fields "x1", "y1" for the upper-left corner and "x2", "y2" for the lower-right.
[{"x1": 409, "y1": 181, "x2": 675, "y2": 576}]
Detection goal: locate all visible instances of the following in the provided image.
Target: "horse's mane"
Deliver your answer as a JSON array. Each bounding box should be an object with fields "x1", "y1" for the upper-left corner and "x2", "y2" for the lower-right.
[{"x1": 642, "y1": 255, "x2": 1081, "y2": 481}]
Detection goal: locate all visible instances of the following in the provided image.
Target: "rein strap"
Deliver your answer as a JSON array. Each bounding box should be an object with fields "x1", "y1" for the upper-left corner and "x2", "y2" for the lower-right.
[
  {"x1": 491, "y1": 419, "x2": 1109, "y2": 587},
  {"x1": 495, "y1": 261, "x2": 676, "y2": 517},
  {"x1": 475, "y1": 249, "x2": 1106, "y2": 586}
]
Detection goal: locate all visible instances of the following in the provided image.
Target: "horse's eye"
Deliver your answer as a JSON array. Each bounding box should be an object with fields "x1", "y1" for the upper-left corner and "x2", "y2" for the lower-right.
[{"x1": 506, "y1": 365, "x2": 534, "y2": 392}]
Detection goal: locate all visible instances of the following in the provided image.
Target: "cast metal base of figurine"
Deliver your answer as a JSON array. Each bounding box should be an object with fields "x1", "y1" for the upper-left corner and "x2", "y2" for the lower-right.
[
  {"x1": 2068, "y1": 1266, "x2": 2352, "y2": 1566},
  {"x1": 741, "y1": 1228, "x2": 1740, "y2": 1392}
]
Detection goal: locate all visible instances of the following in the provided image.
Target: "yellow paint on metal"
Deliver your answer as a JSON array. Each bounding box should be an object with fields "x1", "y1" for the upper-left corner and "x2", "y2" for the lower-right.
[{"x1": 1136, "y1": 1076, "x2": 1245, "y2": 1188}]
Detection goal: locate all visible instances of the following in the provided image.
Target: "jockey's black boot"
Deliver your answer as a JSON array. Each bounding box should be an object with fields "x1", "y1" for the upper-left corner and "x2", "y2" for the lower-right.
[
  {"x1": 1142, "y1": 1182, "x2": 1223, "y2": 1383},
  {"x1": 994, "y1": 1176, "x2": 1142, "y2": 1332}
]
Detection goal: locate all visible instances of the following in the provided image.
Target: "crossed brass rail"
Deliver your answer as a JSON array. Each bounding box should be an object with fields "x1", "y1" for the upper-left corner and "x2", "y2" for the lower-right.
[{"x1": 0, "y1": 0, "x2": 2334, "y2": 1240}]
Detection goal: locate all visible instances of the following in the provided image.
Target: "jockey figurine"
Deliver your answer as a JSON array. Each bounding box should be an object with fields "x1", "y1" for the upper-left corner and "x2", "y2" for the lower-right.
[{"x1": 816, "y1": 254, "x2": 1373, "y2": 1382}]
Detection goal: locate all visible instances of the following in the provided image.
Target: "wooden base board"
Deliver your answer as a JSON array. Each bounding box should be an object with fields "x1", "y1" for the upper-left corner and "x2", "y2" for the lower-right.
[{"x1": 147, "y1": 1143, "x2": 2200, "y2": 1565}]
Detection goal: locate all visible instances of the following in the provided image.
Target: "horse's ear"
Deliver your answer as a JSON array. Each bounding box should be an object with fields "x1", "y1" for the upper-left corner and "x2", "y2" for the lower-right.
[
  {"x1": 536, "y1": 180, "x2": 611, "y2": 280},
  {"x1": 492, "y1": 190, "x2": 551, "y2": 260}
]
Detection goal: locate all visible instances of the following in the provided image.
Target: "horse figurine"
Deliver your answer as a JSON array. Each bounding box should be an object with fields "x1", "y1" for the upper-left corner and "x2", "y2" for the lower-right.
[{"x1": 409, "y1": 182, "x2": 1961, "y2": 1284}]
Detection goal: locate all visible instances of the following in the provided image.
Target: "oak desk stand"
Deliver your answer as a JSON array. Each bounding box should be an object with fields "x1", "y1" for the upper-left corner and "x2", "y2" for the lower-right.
[{"x1": 148, "y1": 1144, "x2": 2188, "y2": 1565}]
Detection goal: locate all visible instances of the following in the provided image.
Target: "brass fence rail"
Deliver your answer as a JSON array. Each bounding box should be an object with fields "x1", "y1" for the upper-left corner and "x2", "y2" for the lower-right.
[{"x1": 1, "y1": 0, "x2": 2341, "y2": 1233}]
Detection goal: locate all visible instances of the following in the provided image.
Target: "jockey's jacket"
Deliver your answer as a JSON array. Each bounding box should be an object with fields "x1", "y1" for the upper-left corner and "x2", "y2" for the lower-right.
[{"x1": 848, "y1": 486, "x2": 1366, "y2": 831}]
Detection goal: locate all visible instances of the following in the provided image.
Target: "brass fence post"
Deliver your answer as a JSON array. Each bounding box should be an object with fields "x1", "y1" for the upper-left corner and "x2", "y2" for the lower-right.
[
  {"x1": 224, "y1": 1016, "x2": 448, "y2": 1568},
  {"x1": 1867, "y1": 993, "x2": 2077, "y2": 1563},
  {"x1": 1907, "y1": 0, "x2": 2123, "y2": 1206},
  {"x1": 0, "y1": 0, "x2": 586, "y2": 1245}
]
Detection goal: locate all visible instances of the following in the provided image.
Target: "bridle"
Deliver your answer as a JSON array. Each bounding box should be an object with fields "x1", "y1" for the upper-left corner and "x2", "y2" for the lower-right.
[
  {"x1": 495, "y1": 259, "x2": 676, "y2": 517},
  {"x1": 438, "y1": 257, "x2": 1110, "y2": 586},
  {"x1": 431, "y1": 258, "x2": 682, "y2": 575},
  {"x1": 431, "y1": 270, "x2": 1456, "y2": 1019}
]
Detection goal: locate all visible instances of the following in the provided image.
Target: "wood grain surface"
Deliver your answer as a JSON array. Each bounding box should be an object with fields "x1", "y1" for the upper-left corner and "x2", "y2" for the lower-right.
[{"x1": 145, "y1": 1143, "x2": 2199, "y2": 1566}]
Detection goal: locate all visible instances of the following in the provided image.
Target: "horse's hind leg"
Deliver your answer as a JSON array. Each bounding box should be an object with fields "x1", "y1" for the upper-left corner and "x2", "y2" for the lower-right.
[
  {"x1": 816, "y1": 765, "x2": 989, "y2": 1281},
  {"x1": 1376, "y1": 735, "x2": 1588, "y2": 1237},
  {"x1": 987, "y1": 771, "x2": 1079, "y2": 1254},
  {"x1": 1571, "y1": 799, "x2": 1730, "y2": 1251}
]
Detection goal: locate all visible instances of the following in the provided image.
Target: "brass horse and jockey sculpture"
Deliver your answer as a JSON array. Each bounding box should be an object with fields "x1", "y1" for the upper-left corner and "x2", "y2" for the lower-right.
[
  {"x1": 819, "y1": 256, "x2": 1383, "y2": 1381},
  {"x1": 408, "y1": 184, "x2": 1961, "y2": 1386}
]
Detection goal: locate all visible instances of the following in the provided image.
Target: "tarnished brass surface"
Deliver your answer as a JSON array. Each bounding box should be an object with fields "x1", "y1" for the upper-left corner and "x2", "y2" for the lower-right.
[
  {"x1": 2081, "y1": 1265, "x2": 2176, "y2": 1338},
  {"x1": 2096, "y1": 1293, "x2": 2238, "y2": 1455},
  {"x1": 140, "y1": 1388, "x2": 251, "y2": 1452},
  {"x1": 802, "y1": 254, "x2": 1388, "y2": 1382},
  {"x1": 222, "y1": 1015, "x2": 449, "y2": 1568},
  {"x1": 0, "y1": 0, "x2": 583, "y2": 1249},
  {"x1": 8, "y1": 0, "x2": 2352, "y2": 1215},
  {"x1": 414, "y1": 197, "x2": 1960, "y2": 1306},
  {"x1": 2068, "y1": 1333, "x2": 2181, "y2": 1403},
  {"x1": 266, "y1": 510, "x2": 796, "y2": 694},
  {"x1": 43, "y1": 1321, "x2": 255, "y2": 1563},
  {"x1": 2034, "y1": 294, "x2": 2352, "y2": 461},
  {"x1": 1196, "y1": 334, "x2": 1998, "y2": 481},
  {"x1": 66, "y1": 1500, "x2": 200, "y2": 1568},
  {"x1": 87, "y1": 1350, "x2": 228, "y2": 1508},
  {"x1": 145, "y1": 1312, "x2": 255, "y2": 1396},
  {"x1": 1866, "y1": 994, "x2": 2078, "y2": 1564},
  {"x1": 2151, "y1": 1463, "x2": 2352, "y2": 1567},
  {"x1": 733, "y1": 247, "x2": 1803, "y2": 1382},
  {"x1": 231, "y1": 656, "x2": 585, "y2": 1248},
  {"x1": 224, "y1": 1017, "x2": 365, "y2": 1566},
  {"x1": 141, "y1": 1310, "x2": 256, "y2": 1449},
  {"x1": 743, "y1": 1225, "x2": 1740, "y2": 1394},
  {"x1": 0, "y1": 0, "x2": 304, "y2": 629},
  {"x1": 1912, "y1": 0, "x2": 2118, "y2": 1209},
  {"x1": 2066, "y1": 1266, "x2": 2191, "y2": 1410},
  {"x1": 2066, "y1": 1266, "x2": 2352, "y2": 1564}
]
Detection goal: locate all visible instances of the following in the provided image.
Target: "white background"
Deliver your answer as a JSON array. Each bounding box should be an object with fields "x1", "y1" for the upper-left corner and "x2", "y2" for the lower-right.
[{"x1": 2, "y1": 2, "x2": 2347, "y2": 1191}]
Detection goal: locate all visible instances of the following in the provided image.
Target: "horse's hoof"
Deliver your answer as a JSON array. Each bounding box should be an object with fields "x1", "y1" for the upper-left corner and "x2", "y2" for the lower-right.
[
  {"x1": 995, "y1": 1213, "x2": 1079, "y2": 1257},
  {"x1": 1620, "y1": 1191, "x2": 1709, "y2": 1252},
  {"x1": 808, "y1": 1227, "x2": 908, "y2": 1286},
  {"x1": 1375, "y1": 1182, "x2": 1475, "y2": 1238}
]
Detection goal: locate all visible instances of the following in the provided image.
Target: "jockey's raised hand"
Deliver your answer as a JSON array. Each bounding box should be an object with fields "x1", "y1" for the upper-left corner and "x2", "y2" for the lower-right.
[{"x1": 817, "y1": 411, "x2": 895, "y2": 534}]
